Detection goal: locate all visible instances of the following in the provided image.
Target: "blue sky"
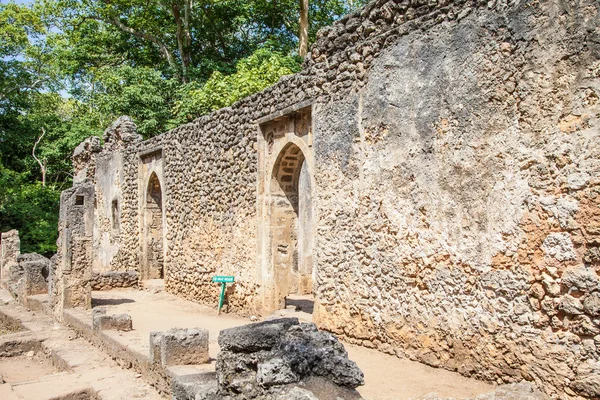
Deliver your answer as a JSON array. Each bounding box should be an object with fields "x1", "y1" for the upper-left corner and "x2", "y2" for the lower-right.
[{"x1": 1, "y1": 0, "x2": 34, "y2": 4}]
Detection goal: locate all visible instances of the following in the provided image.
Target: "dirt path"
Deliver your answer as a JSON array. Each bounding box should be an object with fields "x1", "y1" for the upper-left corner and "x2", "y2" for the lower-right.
[
  {"x1": 0, "y1": 353, "x2": 57, "y2": 383},
  {"x1": 93, "y1": 288, "x2": 249, "y2": 359},
  {"x1": 347, "y1": 344, "x2": 495, "y2": 400},
  {"x1": 94, "y1": 287, "x2": 496, "y2": 399},
  {"x1": 0, "y1": 289, "x2": 164, "y2": 400}
]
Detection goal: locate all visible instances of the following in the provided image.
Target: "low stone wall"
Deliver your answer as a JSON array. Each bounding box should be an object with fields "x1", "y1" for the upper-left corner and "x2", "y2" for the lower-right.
[
  {"x1": 4, "y1": 253, "x2": 50, "y2": 301},
  {"x1": 90, "y1": 270, "x2": 138, "y2": 291}
]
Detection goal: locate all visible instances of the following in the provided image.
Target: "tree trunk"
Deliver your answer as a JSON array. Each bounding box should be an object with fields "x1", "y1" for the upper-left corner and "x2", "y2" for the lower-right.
[
  {"x1": 299, "y1": 0, "x2": 309, "y2": 57},
  {"x1": 33, "y1": 128, "x2": 47, "y2": 186},
  {"x1": 171, "y1": 1, "x2": 192, "y2": 83}
]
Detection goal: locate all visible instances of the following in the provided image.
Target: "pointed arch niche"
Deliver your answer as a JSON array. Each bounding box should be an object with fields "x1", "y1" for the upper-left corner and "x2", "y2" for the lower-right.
[
  {"x1": 139, "y1": 148, "x2": 165, "y2": 281},
  {"x1": 257, "y1": 104, "x2": 314, "y2": 313},
  {"x1": 143, "y1": 172, "x2": 164, "y2": 279}
]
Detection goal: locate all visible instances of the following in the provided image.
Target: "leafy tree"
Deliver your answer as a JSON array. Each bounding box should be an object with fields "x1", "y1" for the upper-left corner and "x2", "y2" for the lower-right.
[
  {"x1": 83, "y1": 66, "x2": 179, "y2": 138},
  {"x1": 0, "y1": 166, "x2": 60, "y2": 256},
  {"x1": 50, "y1": 0, "x2": 261, "y2": 83},
  {"x1": 171, "y1": 48, "x2": 301, "y2": 126}
]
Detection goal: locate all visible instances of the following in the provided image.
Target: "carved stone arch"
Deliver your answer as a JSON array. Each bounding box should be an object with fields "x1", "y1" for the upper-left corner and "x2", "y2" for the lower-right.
[
  {"x1": 257, "y1": 105, "x2": 314, "y2": 313},
  {"x1": 268, "y1": 141, "x2": 314, "y2": 309},
  {"x1": 142, "y1": 171, "x2": 164, "y2": 279}
]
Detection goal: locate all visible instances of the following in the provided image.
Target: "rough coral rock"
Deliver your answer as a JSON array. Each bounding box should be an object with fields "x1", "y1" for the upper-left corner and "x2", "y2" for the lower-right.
[
  {"x1": 215, "y1": 319, "x2": 364, "y2": 400},
  {"x1": 103, "y1": 116, "x2": 142, "y2": 149}
]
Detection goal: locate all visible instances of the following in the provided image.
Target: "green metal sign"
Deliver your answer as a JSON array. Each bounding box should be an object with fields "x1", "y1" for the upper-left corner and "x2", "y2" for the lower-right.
[
  {"x1": 212, "y1": 275, "x2": 235, "y2": 283},
  {"x1": 212, "y1": 275, "x2": 235, "y2": 314}
]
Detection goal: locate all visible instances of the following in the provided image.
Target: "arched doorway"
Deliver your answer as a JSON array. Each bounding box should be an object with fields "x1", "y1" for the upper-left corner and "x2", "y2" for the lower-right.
[
  {"x1": 142, "y1": 172, "x2": 164, "y2": 279},
  {"x1": 270, "y1": 143, "x2": 314, "y2": 309}
]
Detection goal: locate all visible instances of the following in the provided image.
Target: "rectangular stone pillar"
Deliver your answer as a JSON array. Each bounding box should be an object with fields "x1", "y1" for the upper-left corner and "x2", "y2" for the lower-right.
[
  {"x1": 0, "y1": 230, "x2": 20, "y2": 282},
  {"x1": 51, "y1": 183, "x2": 94, "y2": 320}
]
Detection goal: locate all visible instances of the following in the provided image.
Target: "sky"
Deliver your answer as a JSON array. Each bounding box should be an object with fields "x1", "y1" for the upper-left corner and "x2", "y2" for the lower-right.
[{"x1": 1, "y1": 0, "x2": 33, "y2": 4}]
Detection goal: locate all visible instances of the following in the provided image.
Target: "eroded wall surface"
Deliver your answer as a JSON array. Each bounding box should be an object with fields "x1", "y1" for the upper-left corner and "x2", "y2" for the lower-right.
[
  {"x1": 70, "y1": 0, "x2": 600, "y2": 396},
  {"x1": 52, "y1": 184, "x2": 94, "y2": 319},
  {"x1": 311, "y1": 0, "x2": 600, "y2": 397},
  {"x1": 0, "y1": 230, "x2": 20, "y2": 280}
]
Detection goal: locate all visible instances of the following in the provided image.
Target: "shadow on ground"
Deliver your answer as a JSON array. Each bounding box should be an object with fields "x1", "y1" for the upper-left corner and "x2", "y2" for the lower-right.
[
  {"x1": 92, "y1": 298, "x2": 135, "y2": 307},
  {"x1": 285, "y1": 297, "x2": 314, "y2": 314}
]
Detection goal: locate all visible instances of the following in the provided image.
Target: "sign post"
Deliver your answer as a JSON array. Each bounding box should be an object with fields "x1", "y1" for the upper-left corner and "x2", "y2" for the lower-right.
[{"x1": 212, "y1": 275, "x2": 235, "y2": 315}]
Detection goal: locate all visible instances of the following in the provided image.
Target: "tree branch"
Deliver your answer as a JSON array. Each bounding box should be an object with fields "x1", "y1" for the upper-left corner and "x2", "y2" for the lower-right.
[
  {"x1": 32, "y1": 128, "x2": 47, "y2": 187},
  {"x1": 107, "y1": 15, "x2": 179, "y2": 73},
  {"x1": 81, "y1": 7, "x2": 181, "y2": 79},
  {"x1": 0, "y1": 78, "x2": 46, "y2": 101}
]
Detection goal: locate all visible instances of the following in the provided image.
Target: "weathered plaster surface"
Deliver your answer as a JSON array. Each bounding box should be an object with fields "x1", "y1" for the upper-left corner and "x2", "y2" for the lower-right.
[
  {"x1": 93, "y1": 150, "x2": 123, "y2": 271},
  {"x1": 312, "y1": 0, "x2": 600, "y2": 397}
]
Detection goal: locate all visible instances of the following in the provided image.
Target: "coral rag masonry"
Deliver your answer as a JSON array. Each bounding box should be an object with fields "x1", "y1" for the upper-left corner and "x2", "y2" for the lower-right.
[{"x1": 50, "y1": 0, "x2": 600, "y2": 398}]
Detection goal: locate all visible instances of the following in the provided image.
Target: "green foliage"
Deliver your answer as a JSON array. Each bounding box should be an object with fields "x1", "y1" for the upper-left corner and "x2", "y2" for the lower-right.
[
  {"x1": 0, "y1": 167, "x2": 60, "y2": 256},
  {"x1": 89, "y1": 66, "x2": 179, "y2": 138},
  {"x1": 171, "y1": 48, "x2": 301, "y2": 126}
]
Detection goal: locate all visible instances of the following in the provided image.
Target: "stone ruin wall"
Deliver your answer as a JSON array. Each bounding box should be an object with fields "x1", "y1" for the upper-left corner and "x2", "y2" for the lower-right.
[
  {"x1": 72, "y1": 0, "x2": 600, "y2": 397},
  {"x1": 0, "y1": 230, "x2": 20, "y2": 280},
  {"x1": 310, "y1": 0, "x2": 600, "y2": 397},
  {"x1": 52, "y1": 183, "x2": 94, "y2": 319}
]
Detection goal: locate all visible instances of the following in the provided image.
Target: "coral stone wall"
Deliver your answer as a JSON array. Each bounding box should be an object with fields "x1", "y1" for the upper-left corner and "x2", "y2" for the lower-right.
[
  {"x1": 90, "y1": 270, "x2": 138, "y2": 291},
  {"x1": 310, "y1": 0, "x2": 600, "y2": 398},
  {"x1": 76, "y1": 0, "x2": 600, "y2": 397}
]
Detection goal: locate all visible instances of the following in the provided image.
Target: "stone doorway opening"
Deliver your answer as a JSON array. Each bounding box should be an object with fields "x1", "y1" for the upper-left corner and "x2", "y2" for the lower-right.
[
  {"x1": 142, "y1": 172, "x2": 164, "y2": 280},
  {"x1": 270, "y1": 143, "x2": 314, "y2": 313}
]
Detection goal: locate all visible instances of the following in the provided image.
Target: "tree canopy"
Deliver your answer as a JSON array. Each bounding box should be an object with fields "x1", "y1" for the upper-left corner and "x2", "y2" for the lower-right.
[{"x1": 0, "y1": 0, "x2": 367, "y2": 255}]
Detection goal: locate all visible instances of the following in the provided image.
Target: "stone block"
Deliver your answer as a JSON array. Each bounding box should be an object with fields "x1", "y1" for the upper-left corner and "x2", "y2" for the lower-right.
[
  {"x1": 563, "y1": 266, "x2": 600, "y2": 293},
  {"x1": 218, "y1": 318, "x2": 299, "y2": 352},
  {"x1": 583, "y1": 293, "x2": 600, "y2": 316},
  {"x1": 158, "y1": 328, "x2": 209, "y2": 366},
  {"x1": 92, "y1": 309, "x2": 133, "y2": 331},
  {"x1": 22, "y1": 257, "x2": 49, "y2": 296},
  {"x1": 149, "y1": 331, "x2": 163, "y2": 365}
]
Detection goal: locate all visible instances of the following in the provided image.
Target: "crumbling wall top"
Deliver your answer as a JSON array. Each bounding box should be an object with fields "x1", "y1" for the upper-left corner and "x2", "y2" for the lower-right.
[
  {"x1": 72, "y1": 136, "x2": 102, "y2": 184},
  {"x1": 103, "y1": 116, "x2": 143, "y2": 151}
]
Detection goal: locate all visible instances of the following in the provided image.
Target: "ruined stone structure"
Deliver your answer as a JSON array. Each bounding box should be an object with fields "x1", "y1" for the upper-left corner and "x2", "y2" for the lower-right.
[
  {"x1": 3, "y1": 253, "x2": 50, "y2": 302},
  {"x1": 172, "y1": 318, "x2": 364, "y2": 400},
  {"x1": 0, "y1": 230, "x2": 20, "y2": 282},
  {"x1": 52, "y1": 183, "x2": 94, "y2": 319},
  {"x1": 55, "y1": 0, "x2": 600, "y2": 397}
]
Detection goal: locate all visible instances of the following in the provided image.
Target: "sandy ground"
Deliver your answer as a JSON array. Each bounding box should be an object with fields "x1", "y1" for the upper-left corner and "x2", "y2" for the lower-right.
[
  {"x1": 94, "y1": 286, "x2": 496, "y2": 400},
  {"x1": 0, "y1": 353, "x2": 56, "y2": 383}
]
